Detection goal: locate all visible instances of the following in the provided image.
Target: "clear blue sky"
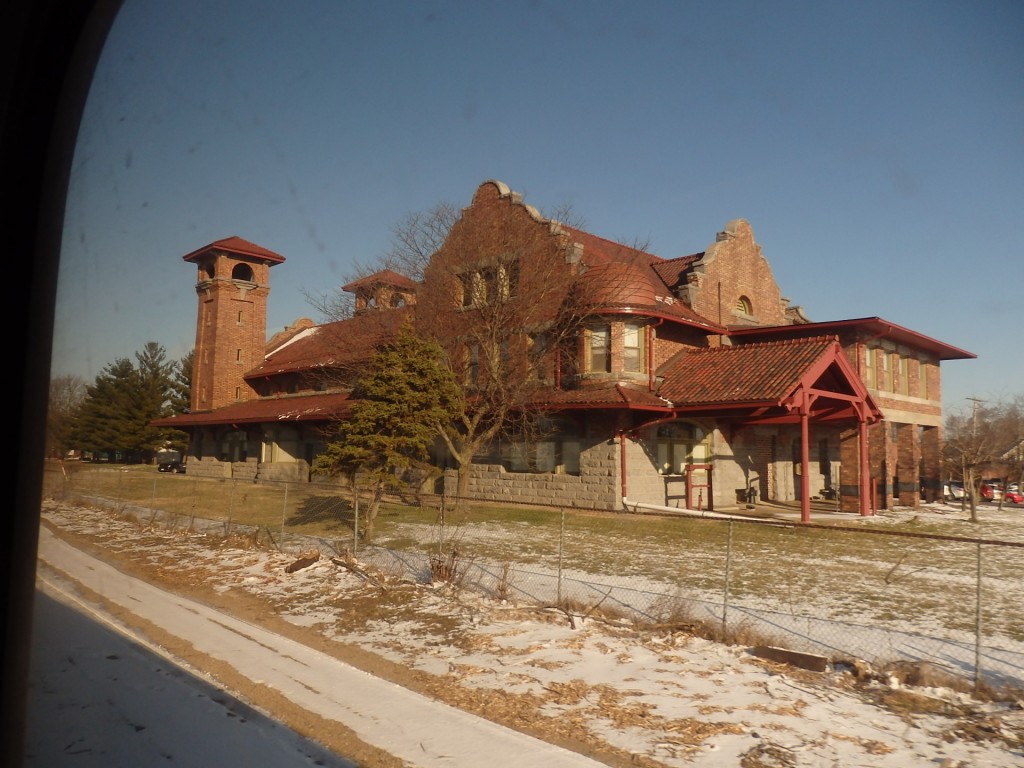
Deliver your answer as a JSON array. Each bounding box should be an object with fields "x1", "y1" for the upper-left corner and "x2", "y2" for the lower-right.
[{"x1": 53, "y1": 0, "x2": 1022, "y2": 416}]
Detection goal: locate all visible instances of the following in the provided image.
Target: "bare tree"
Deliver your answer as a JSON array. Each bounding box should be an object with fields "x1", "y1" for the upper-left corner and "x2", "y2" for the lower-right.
[
  {"x1": 410, "y1": 186, "x2": 636, "y2": 503},
  {"x1": 943, "y1": 398, "x2": 1002, "y2": 521},
  {"x1": 46, "y1": 374, "x2": 86, "y2": 459},
  {"x1": 311, "y1": 185, "x2": 653, "y2": 506}
]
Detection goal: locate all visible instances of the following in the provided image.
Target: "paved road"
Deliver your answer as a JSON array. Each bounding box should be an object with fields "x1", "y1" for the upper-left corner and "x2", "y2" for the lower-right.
[{"x1": 30, "y1": 526, "x2": 607, "y2": 768}]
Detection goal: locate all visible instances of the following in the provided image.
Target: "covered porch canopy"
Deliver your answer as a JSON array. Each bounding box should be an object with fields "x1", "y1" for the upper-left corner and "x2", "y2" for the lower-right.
[{"x1": 653, "y1": 336, "x2": 883, "y2": 521}]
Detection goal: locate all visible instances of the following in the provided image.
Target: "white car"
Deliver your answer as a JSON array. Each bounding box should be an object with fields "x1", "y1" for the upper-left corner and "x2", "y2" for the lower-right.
[{"x1": 943, "y1": 482, "x2": 965, "y2": 501}]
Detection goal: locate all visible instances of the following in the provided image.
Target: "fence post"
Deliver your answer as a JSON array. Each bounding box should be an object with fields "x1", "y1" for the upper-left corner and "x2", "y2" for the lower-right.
[
  {"x1": 557, "y1": 508, "x2": 565, "y2": 605},
  {"x1": 974, "y1": 542, "x2": 983, "y2": 693},
  {"x1": 281, "y1": 481, "x2": 289, "y2": 549},
  {"x1": 353, "y1": 497, "x2": 359, "y2": 555},
  {"x1": 722, "y1": 521, "x2": 734, "y2": 637}
]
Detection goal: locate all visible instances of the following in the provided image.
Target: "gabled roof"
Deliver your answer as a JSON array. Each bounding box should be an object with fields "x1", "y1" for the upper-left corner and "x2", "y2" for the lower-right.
[
  {"x1": 657, "y1": 336, "x2": 881, "y2": 423},
  {"x1": 182, "y1": 236, "x2": 286, "y2": 265},
  {"x1": 151, "y1": 391, "x2": 353, "y2": 428}
]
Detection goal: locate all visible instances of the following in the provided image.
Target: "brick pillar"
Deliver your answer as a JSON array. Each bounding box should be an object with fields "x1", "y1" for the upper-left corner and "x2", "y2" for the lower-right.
[
  {"x1": 869, "y1": 421, "x2": 893, "y2": 510},
  {"x1": 920, "y1": 425, "x2": 941, "y2": 503},
  {"x1": 895, "y1": 423, "x2": 921, "y2": 507},
  {"x1": 839, "y1": 427, "x2": 861, "y2": 513}
]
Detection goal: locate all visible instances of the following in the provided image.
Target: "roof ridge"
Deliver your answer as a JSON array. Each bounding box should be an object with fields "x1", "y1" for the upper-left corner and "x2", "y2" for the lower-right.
[{"x1": 694, "y1": 335, "x2": 838, "y2": 354}]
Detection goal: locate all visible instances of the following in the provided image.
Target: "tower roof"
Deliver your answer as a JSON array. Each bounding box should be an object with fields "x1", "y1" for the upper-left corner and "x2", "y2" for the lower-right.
[{"x1": 182, "y1": 236, "x2": 286, "y2": 265}]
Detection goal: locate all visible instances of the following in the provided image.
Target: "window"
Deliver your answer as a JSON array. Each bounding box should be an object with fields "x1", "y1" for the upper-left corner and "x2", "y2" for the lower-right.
[
  {"x1": 880, "y1": 350, "x2": 891, "y2": 390},
  {"x1": 623, "y1": 323, "x2": 644, "y2": 372},
  {"x1": 501, "y1": 417, "x2": 581, "y2": 474},
  {"x1": 236, "y1": 348, "x2": 242, "y2": 362},
  {"x1": 656, "y1": 422, "x2": 706, "y2": 475},
  {"x1": 736, "y1": 295, "x2": 752, "y2": 315},
  {"x1": 528, "y1": 332, "x2": 549, "y2": 379},
  {"x1": 502, "y1": 260, "x2": 519, "y2": 299},
  {"x1": 466, "y1": 343, "x2": 479, "y2": 386},
  {"x1": 919, "y1": 356, "x2": 929, "y2": 399},
  {"x1": 480, "y1": 266, "x2": 499, "y2": 303},
  {"x1": 231, "y1": 263, "x2": 254, "y2": 281},
  {"x1": 237, "y1": 309, "x2": 244, "y2": 324},
  {"x1": 459, "y1": 272, "x2": 478, "y2": 307},
  {"x1": 587, "y1": 326, "x2": 611, "y2": 372},
  {"x1": 459, "y1": 260, "x2": 518, "y2": 307},
  {"x1": 899, "y1": 355, "x2": 909, "y2": 395},
  {"x1": 864, "y1": 345, "x2": 875, "y2": 388}
]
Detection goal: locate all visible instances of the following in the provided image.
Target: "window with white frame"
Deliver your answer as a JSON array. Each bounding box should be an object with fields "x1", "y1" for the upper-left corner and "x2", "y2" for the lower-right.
[
  {"x1": 623, "y1": 322, "x2": 645, "y2": 372},
  {"x1": 587, "y1": 326, "x2": 611, "y2": 373}
]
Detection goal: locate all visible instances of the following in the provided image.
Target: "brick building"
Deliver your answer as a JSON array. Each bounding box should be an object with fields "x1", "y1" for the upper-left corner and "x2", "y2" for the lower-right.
[{"x1": 154, "y1": 180, "x2": 974, "y2": 519}]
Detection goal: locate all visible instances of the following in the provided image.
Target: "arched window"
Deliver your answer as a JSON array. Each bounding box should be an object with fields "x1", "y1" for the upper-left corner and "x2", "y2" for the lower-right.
[
  {"x1": 231, "y1": 263, "x2": 254, "y2": 282},
  {"x1": 736, "y1": 295, "x2": 752, "y2": 315}
]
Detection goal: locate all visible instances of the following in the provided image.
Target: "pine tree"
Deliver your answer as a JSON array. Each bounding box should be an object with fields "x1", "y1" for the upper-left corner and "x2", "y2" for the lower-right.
[
  {"x1": 70, "y1": 343, "x2": 184, "y2": 463},
  {"x1": 315, "y1": 321, "x2": 461, "y2": 540}
]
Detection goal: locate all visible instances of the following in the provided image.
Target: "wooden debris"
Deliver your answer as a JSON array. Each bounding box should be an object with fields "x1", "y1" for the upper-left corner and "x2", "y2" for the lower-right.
[
  {"x1": 285, "y1": 548, "x2": 320, "y2": 573},
  {"x1": 331, "y1": 556, "x2": 386, "y2": 589},
  {"x1": 751, "y1": 645, "x2": 829, "y2": 673}
]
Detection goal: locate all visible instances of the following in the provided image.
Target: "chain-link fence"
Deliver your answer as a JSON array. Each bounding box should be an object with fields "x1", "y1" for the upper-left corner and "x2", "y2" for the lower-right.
[{"x1": 44, "y1": 462, "x2": 1024, "y2": 693}]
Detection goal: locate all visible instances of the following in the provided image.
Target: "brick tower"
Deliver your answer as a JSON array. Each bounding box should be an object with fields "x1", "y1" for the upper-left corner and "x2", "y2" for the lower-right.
[{"x1": 182, "y1": 236, "x2": 285, "y2": 412}]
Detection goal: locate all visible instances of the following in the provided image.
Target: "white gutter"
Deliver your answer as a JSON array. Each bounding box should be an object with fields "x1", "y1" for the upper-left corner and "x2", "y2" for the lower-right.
[{"x1": 622, "y1": 497, "x2": 767, "y2": 523}]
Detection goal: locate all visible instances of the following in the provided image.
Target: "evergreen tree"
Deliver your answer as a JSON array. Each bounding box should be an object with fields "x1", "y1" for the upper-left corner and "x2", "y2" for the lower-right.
[
  {"x1": 71, "y1": 358, "x2": 139, "y2": 461},
  {"x1": 170, "y1": 351, "x2": 193, "y2": 414},
  {"x1": 315, "y1": 321, "x2": 461, "y2": 540},
  {"x1": 70, "y1": 343, "x2": 184, "y2": 463}
]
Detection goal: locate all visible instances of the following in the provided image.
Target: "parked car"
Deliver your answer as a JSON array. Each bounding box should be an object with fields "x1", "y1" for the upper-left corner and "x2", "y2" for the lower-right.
[
  {"x1": 158, "y1": 460, "x2": 186, "y2": 474},
  {"x1": 980, "y1": 482, "x2": 1003, "y2": 501},
  {"x1": 1004, "y1": 489, "x2": 1023, "y2": 504},
  {"x1": 943, "y1": 481, "x2": 965, "y2": 501}
]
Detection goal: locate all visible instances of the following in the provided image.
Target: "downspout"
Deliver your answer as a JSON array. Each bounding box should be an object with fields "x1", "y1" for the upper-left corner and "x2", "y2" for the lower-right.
[
  {"x1": 647, "y1": 318, "x2": 664, "y2": 392},
  {"x1": 859, "y1": 415, "x2": 871, "y2": 516},
  {"x1": 799, "y1": 388, "x2": 811, "y2": 523},
  {"x1": 619, "y1": 431, "x2": 628, "y2": 506}
]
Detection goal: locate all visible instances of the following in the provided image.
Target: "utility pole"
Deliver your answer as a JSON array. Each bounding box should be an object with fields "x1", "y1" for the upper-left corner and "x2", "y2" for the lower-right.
[{"x1": 967, "y1": 397, "x2": 985, "y2": 439}]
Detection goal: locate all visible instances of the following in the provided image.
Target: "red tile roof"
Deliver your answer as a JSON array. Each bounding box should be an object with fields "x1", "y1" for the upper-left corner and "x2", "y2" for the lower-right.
[
  {"x1": 342, "y1": 269, "x2": 418, "y2": 292},
  {"x1": 182, "y1": 236, "x2": 286, "y2": 264},
  {"x1": 562, "y1": 226, "x2": 656, "y2": 270},
  {"x1": 576, "y1": 260, "x2": 722, "y2": 329},
  {"x1": 727, "y1": 317, "x2": 976, "y2": 361},
  {"x1": 657, "y1": 337, "x2": 842, "y2": 406},
  {"x1": 152, "y1": 391, "x2": 353, "y2": 428},
  {"x1": 528, "y1": 381, "x2": 671, "y2": 410},
  {"x1": 246, "y1": 308, "x2": 411, "y2": 379},
  {"x1": 650, "y1": 254, "x2": 702, "y2": 291}
]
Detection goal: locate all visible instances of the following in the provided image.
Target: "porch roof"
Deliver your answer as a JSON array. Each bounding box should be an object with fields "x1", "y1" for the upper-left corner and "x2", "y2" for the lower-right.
[
  {"x1": 657, "y1": 336, "x2": 882, "y2": 424},
  {"x1": 151, "y1": 391, "x2": 353, "y2": 428}
]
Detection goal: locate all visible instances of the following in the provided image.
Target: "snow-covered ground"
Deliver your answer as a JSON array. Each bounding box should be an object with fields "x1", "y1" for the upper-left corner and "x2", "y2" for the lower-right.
[{"x1": 28, "y1": 499, "x2": 1024, "y2": 767}]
